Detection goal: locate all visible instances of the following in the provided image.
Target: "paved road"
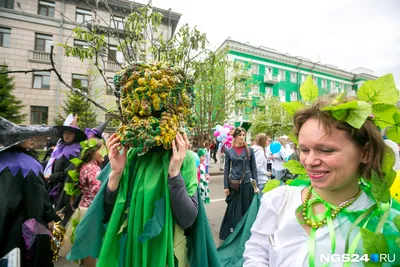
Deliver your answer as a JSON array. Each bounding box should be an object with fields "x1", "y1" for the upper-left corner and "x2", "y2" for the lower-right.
[{"x1": 56, "y1": 172, "x2": 227, "y2": 266}]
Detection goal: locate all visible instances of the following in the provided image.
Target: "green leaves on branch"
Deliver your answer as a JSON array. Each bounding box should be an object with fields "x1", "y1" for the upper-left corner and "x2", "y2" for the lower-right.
[
  {"x1": 360, "y1": 228, "x2": 389, "y2": 267},
  {"x1": 64, "y1": 182, "x2": 81, "y2": 197}
]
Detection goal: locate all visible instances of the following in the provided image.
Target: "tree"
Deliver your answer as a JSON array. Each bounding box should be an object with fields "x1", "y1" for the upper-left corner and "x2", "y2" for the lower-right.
[
  {"x1": 250, "y1": 95, "x2": 293, "y2": 138},
  {"x1": 193, "y1": 50, "x2": 255, "y2": 144},
  {"x1": 0, "y1": 65, "x2": 25, "y2": 123}
]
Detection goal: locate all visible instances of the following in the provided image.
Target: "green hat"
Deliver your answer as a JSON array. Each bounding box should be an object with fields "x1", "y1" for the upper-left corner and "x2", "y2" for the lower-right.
[{"x1": 197, "y1": 148, "x2": 206, "y2": 158}]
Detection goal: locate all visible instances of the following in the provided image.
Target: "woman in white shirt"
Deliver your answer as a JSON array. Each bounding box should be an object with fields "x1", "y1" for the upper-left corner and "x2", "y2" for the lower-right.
[
  {"x1": 244, "y1": 96, "x2": 400, "y2": 266},
  {"x1": 252, "y1": 133, "x2": 271, "y2": 192}
]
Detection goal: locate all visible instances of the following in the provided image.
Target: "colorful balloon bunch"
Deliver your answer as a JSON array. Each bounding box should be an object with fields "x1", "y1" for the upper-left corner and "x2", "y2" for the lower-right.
[{"x1": 214, "y1": 123, "x2": 235, "y2": 149}]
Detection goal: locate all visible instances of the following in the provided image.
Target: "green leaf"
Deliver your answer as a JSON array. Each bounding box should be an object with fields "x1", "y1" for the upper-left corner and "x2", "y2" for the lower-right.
[
  {"x1": 281, "y1": 101, "x2": 305, "y2": 116},
  {"x1": 64, "y1": 183, "x2": 75, "y2": 196},
  {"x1": 370, "y1": 170, "x2": 396, "y2": 203},
  {"x1": 70, "y1": 157, "x2": 82, "y2": 167},
  {"x1": 360, "y1": 228, "x2": 388, "y2": 267},
  {"x1": 68, "y1": 170, "x2": 79, "y2": 182},
  {"x1": 283, "y1": 160, "x2": 306, "y2": 175},
  {"x1": 357, "y1": 74, "x2": 399, "y2": 105},
  {"x1": 323, "y1": 100, "x2": 372, "y2": 129},
  {"x1": 288, "y1": 132, "x2": 298, "y2": 145},
  {"x1": 299, "y1": 76, "x2": 318, "y2": 102},
  {"x1": 393, "y1": 215, "x2": 400, "y2": 232},
  {"x1": 89, "y1": 139, "x2": 97, "y2": 148},
  {"x1": 386, "y1": 114, "x2": 400, "y2": 143},
  {"x1": 382, "y1": 146, "x2": 396, "y2": 177},
  {"x1": 371, "y1": 103, "x2": 398, "y2": 129},
  {"x1": 262, "y1": 180, "x2": 282, "y2": 193}
]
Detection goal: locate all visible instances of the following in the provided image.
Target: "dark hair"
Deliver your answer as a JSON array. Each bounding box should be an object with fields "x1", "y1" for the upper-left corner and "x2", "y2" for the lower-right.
[
  {"x1": 233, "y1": 127, "x2": 246, "y2": 138},
  {"x1": 293, "y1": 96, "x2": 386, "y2": 179}
]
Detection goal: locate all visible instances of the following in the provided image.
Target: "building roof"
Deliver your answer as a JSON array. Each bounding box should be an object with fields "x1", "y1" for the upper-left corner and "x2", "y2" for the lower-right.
[{"x1": 217, "y1": 38, "x2": 378, "y2": 81}]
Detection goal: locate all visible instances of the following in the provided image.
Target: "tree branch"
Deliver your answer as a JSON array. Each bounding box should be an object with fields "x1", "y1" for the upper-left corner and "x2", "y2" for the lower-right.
[
  {"x1": 49, "y1": 45, "x2": 122, "y2": 120},
  {"x1": 0, "y1": 68, "x2": 54, "y2": 75}
]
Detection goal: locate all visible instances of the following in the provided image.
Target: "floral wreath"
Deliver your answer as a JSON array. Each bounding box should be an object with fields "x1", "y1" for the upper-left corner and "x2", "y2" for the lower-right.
[
  {"x1": 276, "y1": 74, "x2": 400, "y2": 266},
  {"x1": 114, "y1": 62, "x2": 196, "y2": 155}
]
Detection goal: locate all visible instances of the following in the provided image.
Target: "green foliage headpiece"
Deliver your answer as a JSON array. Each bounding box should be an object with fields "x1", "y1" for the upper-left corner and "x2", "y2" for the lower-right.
[{"x1": 114, "y1": 62, "x2": 196, "y2": 155}]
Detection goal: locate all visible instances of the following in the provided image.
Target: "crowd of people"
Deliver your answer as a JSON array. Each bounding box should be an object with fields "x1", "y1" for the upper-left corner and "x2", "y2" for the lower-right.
[{"x1": 1, "y1": 71, "x2": 399, "y2": 266}]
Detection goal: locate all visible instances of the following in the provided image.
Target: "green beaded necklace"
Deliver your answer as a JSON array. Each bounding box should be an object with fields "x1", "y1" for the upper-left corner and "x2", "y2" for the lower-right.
[{"x1": 302, "y1": 186, "x2": 362, "y2": 229}]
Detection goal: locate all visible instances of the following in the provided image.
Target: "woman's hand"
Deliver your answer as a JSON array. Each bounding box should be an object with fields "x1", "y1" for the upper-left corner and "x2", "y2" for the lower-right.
[
  {"x1": 254, "y1": 187, "x2": 260, "y2": 194},
  {"x1": 224, "y1": 189, "x2": 230, "y2": 196},
  {"x1": 106, "y1": 133, "x2": 128, "y2": 191},
  {"x1": 169, "y1": 132, "x2": 190, "y2": 178}
]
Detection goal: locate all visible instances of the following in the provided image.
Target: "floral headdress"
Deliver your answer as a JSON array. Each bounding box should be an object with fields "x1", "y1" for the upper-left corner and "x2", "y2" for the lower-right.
[
  {"x1": 281, "y1": 74, "x2": 400, "y2": 265},
  {"x1": 114, "y1": 62, "x2": 196, "y2": 155}
]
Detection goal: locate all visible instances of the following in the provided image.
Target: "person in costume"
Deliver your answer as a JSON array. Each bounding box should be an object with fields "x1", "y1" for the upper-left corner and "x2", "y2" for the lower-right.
[
  {"x1": 67, "y1": 62, "x2": 220, "y2": 267},
  {"x1": 44, "y1": 114, "x2": 87, "y2": 211},
  {"x1": 84, "y1": 120, "x2": 111, "y2": 169},
  {"x1": 197, "y1": 148, "x2": 211, "y2": 204},
  {"x1": 0, "y1": 117, "x2": 60, "y2": 267},
  {"x1": 244, "y1": 91, "x2": 400, "y2": 266},
  {"x1": 219, "y1": 127, "x2": 259, "y2": 241},
  {"x1": 59, "y1": 138, "x2": 106, "y2": 266},
  {"x1": 252, "y1": 133, "x2": 272, "y2": 192}
]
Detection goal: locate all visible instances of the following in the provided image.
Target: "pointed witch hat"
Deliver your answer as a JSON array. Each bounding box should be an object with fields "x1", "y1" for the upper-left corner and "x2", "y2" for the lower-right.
[
  {"x1": 84, "y1": 118, "x2": 111, "y2": 139},
  {"x1": 54, "y1": 114, "x2": 87, "y2": 143},
  {"x1": 0, "y1": 116, "x2": 58, "y2": 153}
]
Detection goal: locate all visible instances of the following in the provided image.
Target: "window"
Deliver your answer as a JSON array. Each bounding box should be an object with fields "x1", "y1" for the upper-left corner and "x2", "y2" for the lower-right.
[
  {"x1": 106, "y1": 77, "x2": 114, "y2": 95},
  {"x1": 265, "y1": 87, "x2": 272, "y2": 96},
  {"x1": 108, "y1": 45, "x2": 124, "y2": 63},
  {"x1": 111, "y1": 16, "x2": 124, "y2": 30},
  {"x1": 0, "y1": 0, "x2": 14, "y2": 9},
  {"x1": 33, "y1": 71, "x2": 50, "y2": 89},
  {"x1": 279, "y1": 70, "x2": 285, "y2": 81},
  {"x1": 76, "y1": 8, "x2": 92, "y2": 24},
  {"x1": 38, "y1": 1, "x2": 55, "y2": 17},
  {"x1": 330, "y1": 81, "x2": 335, "y2": 89},
  {"x1": 265, "y1": 67, "x2": 272, "y2": 75},
  {"x1": 301, "y1": 74, "x2": 306, "y2": 83},
  {"x1": 279, "y1": 89, "x2": 286, "y2": 102},
  {"x1": 338, "y1": 83, "x2": 344, "y2": 92},
  {"x1": 74, "y1": 39, "x2": 89, "y2": 49},
  {"x1": 290, "y1": 72, "x2": 297, "y2": 83},
  {"x1": 0, "y1": 27, "x2": 10, "y2": 47},
  {"x1": 290, "y1": 92, "x2": 297, "y2": 101},
  {"x1": 346, "y1": 84, "x2": 352, "y2": 91},
  {"x1": 30, "y1": 106, "x2": 48, "y2": 125},
  {"x1": 251, "y1": 63, "x2": 258, "y2": 75},
  {"x1": 321, "y1": 79, "x2": 327, "y2": 89},
  {"x1": 251, "y1": 85, "x2": 259, "y2": 96},
  {"x1": 72, "y1": 74, "x2": 88, "y2": 91},
  {"x1": 313, "y1": 77, "x2": 318, "y2": 86},
  {"x1": 35, "y1": 33, "x2": 52, "y2": 52}
]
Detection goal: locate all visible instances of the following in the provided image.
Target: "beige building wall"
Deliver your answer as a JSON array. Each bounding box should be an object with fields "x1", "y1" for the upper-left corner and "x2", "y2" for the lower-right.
[{"x1": 0, "y1": 0, "x2": 178, "y2": 126}]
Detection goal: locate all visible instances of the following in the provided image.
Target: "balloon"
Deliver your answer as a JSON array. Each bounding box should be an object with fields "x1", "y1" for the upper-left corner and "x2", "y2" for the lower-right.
[
  {"x1": 229, "y1": 125, "x2": 234, "y2": 130},
  {"x1": 190, "y1": 151, "x2": 200, "y2": 168},
  {"x1": 214, "y1": 131, "x2": 220, "y2": 137},
  {"x1": 221, "y1": 133, "x2": 227, "y2": 139},
  {"x1": 227, "y1": 135, "x2": 233, "y2": 142},
  {"x1": 222, "y1": 127, "x2": 230, "y2": 134},
  {"x1": 217, "y1": 136, "x2": 223, "y2": 142},
  {"x1": 270, "y1": 141, "x2": 282, "y2": 154},
  {"x1": 216, "y1": 125, "x2": 221, "y2": 131},
  {"x1": 224, "y1": 123, "x2": 229, "y2": 128},
  {"x1": 391, "y1": 171, "x2": 400, "y2": 202}
]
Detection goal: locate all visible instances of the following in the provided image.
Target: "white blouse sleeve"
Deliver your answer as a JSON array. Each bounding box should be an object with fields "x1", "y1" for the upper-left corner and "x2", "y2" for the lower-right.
[{"x1": 243, "y1": 186, "x2": 287, "y2": 267}]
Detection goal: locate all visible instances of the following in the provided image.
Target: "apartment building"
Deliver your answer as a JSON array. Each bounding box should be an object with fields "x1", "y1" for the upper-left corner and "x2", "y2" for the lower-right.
[
  {"x1": 216, "y1": 38, "x2": 378, "y2": 130},
  {"x1": 0, "y1": 0, "x2": 181, "y2": 125}
]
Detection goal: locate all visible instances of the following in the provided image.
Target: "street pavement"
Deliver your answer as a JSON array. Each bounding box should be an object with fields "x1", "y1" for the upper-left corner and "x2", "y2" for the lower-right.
[{"x1": 56, "y1": 161, "x2": 226, "y2": 267}]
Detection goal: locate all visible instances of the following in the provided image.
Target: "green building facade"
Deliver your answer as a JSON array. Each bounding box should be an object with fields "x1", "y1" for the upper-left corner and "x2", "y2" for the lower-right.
[{"x1": 217, "y1": 39, "x2": 378, "y2": 130}]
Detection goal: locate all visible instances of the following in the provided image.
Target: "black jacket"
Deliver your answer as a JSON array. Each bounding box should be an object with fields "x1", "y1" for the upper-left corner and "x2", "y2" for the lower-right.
[{"x1": 0, "y1": 149, "x2": 57, "y2": 267}]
